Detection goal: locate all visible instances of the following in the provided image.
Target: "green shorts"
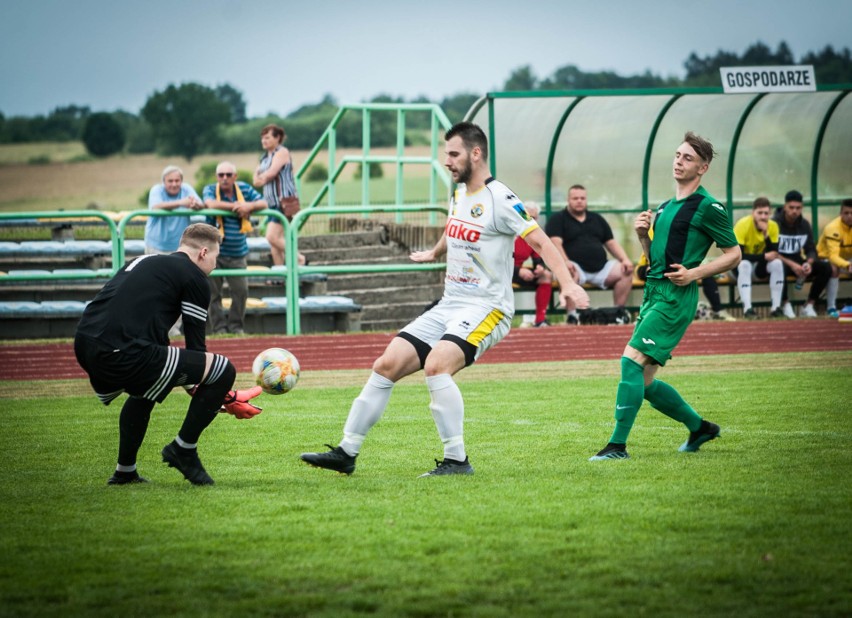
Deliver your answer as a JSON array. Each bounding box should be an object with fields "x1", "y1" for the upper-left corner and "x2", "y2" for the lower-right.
[{"x1": 628, "y1": 278, "x2": 698, "y2": 366}]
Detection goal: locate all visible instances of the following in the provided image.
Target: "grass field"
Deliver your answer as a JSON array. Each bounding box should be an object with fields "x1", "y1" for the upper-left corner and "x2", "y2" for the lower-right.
[{"x1": 1, "y1": 353, "x2": 850, "y2": 617}]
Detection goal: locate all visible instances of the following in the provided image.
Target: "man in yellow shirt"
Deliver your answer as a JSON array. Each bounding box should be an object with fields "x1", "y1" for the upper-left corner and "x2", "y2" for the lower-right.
[
  {"x1": 817, "y1": 199, "x2": 852, "y2": 318},
  {"x1": 734, "y1": 197, "x2": 786, "y2": 318}
]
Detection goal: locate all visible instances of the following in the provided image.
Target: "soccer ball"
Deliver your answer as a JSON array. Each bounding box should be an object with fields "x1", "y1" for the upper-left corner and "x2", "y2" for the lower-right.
[{"x1": 252, "y1": 348, "x2": 300, "y2": 395}]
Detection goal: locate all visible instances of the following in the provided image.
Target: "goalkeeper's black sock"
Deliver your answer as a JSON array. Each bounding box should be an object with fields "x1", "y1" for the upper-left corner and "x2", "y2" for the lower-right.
[
  {"x1": 178, "y1": 359, "x2": 235, "y2": 444},
  {"x1": 117, "y1": 396, "x2": 155, "y2": 467}
]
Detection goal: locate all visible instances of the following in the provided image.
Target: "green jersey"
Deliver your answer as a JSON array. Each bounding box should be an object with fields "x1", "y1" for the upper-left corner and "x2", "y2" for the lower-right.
[{"x1": 647, "y1": 186, "x2": 737, "y2": 280}]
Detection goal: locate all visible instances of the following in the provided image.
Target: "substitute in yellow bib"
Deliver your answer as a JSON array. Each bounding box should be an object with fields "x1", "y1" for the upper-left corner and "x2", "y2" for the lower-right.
[
  {"x1": 733, "y1": 197, "x2": 785, "y2": 318},
  {"x1": 817, "y1": 198, "x2": 852, "y2": 317}
]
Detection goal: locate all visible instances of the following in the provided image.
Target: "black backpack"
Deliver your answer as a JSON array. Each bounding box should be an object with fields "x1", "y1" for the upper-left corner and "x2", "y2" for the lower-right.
[{"x1": 577, "y1": 307, "x2": 632, "y2": 325}]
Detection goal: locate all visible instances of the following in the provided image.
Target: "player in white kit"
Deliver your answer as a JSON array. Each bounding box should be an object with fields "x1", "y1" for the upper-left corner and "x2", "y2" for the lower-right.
[{"x1": 301, "y1": 122, "x2": 589, "y2": 477}]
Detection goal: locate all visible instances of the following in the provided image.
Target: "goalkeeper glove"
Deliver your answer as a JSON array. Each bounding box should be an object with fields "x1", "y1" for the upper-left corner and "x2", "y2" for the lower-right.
[{"x1": 221, "y1": 386, "x2": 263, "y2": 419}]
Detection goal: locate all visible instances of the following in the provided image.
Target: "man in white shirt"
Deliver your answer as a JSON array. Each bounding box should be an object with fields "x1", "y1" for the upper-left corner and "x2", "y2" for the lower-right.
[{"x1": 301, "y1": 122, "x2": 589, "y2": 477}]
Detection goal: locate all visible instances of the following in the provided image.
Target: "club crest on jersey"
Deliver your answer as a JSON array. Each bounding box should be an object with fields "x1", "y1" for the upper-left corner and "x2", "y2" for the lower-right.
[
  {"x1": 446, "y1": 219, "x2": 481, "y2": 242},
  {"x1": 470, "y1": 203, "x2": 484, "y2": 218},
  {"x1": 512, "y1": 203, "x2": 532, "y2": 221}
]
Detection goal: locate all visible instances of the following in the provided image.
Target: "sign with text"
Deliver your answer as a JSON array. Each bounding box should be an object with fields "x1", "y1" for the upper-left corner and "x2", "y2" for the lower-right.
[{"x1": 720, "y1": 65, "x2": 816, "y2": 93}]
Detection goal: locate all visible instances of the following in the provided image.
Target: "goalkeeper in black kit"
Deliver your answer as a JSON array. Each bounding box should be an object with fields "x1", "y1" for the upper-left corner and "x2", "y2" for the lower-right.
[{"x1": 74, "y1": 223, "x2": 262, "y2": 486}]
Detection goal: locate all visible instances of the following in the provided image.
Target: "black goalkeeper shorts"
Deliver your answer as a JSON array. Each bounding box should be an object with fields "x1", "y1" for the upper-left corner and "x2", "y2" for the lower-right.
[{"x1": 74, "y1": 334, "x2": 207, "y2": 405}]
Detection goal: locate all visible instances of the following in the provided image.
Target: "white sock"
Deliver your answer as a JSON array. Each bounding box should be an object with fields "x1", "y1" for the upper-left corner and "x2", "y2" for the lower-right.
[
  {"x1": 738, "y1": 261, "x2": 753, "y2": 310},
  {"x1": 827, "y1": 277, "x2": 839, "y2": 309},
  {"x1": 340, "y1": 371, "x2": 395, "y2": 456},
  {"x1": 115, "y1": 464, "x2": 137, "y2": 473},
  {"x1": 768, "y1": 259, "x2": 785, "y2": 310},
  {"x1": 426, "y1": 373, "x2": 466, "y2": 462},
  {"x1": 175, "y1": 436, "x2": 196, "y2": 449}
]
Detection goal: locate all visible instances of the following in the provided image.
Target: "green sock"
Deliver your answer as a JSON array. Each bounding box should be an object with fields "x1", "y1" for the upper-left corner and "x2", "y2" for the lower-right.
[
  {"x1": 609, "y1": 357, "x2": 645, "y2": 444},
  {"x1": 644, "y1": 379, "x2": 702, "y2": 432}
]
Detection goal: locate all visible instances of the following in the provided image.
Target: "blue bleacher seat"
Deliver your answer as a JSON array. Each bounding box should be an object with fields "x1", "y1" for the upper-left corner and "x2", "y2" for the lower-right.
[{"x1": 247, "y1": 237, "x2": 271, "y2": 251}]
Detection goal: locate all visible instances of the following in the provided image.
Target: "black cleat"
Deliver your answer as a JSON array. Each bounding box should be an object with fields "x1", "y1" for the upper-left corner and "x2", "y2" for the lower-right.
[
  {"x1": 679, "y1": 420, "x2": 721, "y2": 452},
  {"x1": 300, "y1": 445, "x2": 356, "y2": 475},
  {"x1": 161, "y1": 441, "x2": 214, "y2": 485},
  {"x1": 744, "y1": 308, "x2": 758, "y2": 319},
  {"x1": 107, "y1": 471, "x2": 149, "y2": 485},
  {"x1": 589, "y1": 442, "x2": 630, "y2": 461},
  {"x1": 419, "y1": 457, "x2": 474, "y2": 477}
]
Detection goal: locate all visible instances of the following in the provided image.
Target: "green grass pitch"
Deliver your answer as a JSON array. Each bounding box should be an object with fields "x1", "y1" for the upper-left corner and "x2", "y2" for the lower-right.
[{"x1": 0, "y1": 352, "x2": 850, "y2": 617}]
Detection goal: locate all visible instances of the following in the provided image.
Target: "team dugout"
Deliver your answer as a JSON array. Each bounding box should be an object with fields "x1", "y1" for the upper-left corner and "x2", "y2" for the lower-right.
[{"x1": 464, "y1": 86, "x2": 851, "y2": 255}]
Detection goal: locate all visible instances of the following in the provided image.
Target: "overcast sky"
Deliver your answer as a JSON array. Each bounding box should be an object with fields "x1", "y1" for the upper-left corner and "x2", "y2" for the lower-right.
[{"x1": 2, "y1": 0, "x2": 849, "y2": 118}]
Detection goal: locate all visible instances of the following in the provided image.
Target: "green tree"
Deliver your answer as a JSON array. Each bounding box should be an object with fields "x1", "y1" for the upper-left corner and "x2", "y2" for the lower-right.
[
  {"x1": 802, "y1": 45, "x2": 852, "y2": 84},
  {"x1": 683, "y1": 41, "x2": 797, "y2": 86},
  {"x1": 81, "y1": 112, "x2": 125, "y2": 157},
  {"x1": 504, "y1": 65, "x2": 538, "y2": 91},
  {"x1": 215, "y1": 83, "x2": 247, "y2": 124},
  {"x1": 141, "y1": 83, "x2": 230, "y2": 160},
  {"x1": 440, "y1": 93, "x2": 481, "y2": 124}
]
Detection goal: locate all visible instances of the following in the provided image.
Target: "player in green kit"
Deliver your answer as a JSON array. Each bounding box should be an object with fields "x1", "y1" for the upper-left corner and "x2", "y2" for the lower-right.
[{"x1": 590, "y1": 132, "x2": 742, "y2": 460}]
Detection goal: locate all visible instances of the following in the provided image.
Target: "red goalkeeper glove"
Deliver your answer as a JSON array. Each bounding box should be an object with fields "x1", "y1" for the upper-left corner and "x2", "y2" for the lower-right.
[{"x1": 221, "y1": 386, "x2": 263, "y2": 419}]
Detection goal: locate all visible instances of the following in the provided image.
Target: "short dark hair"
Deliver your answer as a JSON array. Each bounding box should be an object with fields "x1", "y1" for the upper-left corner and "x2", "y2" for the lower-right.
[
  {"x1": 753, "y1": 197, "x2": 771, "y2": 209},
  {"x1": 841, "y1": 198, "x2": 852, "y2": 209},
  {"x1": 568, "y1": 184, "x2": 586, "y2": 193},
  {"x1": 180, "y1": 222, "x2": 221, "y2": 250},
  {"x1": 261, "y1": 124, "x2": 286, "y2": 142},
  {"x1": 784, "y1": 190, "x2": 804, "y2": 203},
  {"x1": 445, "y1": 122, "x2": 488, "y2": 161},
  {"x1": 683, "y1": 131, "x2": 715, "y2": 164}
]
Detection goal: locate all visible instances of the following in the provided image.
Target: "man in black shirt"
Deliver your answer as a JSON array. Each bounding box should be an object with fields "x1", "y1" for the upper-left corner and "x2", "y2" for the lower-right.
[
  {"x1": 772, "y1": 189, "x2": 832, "y2": 317},
  {"x1": 74, "y1": 223, "x2": 262, "y2": 486},
  {"x1": 545, "y1": 185, "x2": 634, "y2": 322}
]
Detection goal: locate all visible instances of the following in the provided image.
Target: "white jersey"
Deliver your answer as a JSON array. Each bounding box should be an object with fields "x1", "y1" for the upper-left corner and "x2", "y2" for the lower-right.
[{"x1": 442, "y1": 178, "x2": 539, "y2": 316}]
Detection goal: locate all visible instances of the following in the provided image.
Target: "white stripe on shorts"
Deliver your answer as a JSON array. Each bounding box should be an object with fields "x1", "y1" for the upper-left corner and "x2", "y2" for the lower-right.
[{"x1": 143, "y1": 346, "x2": 179, "y2": 400}]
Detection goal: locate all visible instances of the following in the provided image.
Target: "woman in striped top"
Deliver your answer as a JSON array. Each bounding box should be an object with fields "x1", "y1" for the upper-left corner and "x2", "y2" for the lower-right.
[{"x1": 253, "y1": 124, "x2": 306, "y2": 275}]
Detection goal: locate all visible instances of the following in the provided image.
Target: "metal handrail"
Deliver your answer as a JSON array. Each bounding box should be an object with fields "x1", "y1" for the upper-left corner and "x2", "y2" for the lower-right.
[
  {"x1": 284, "y1": 204, "x2": 448, "y2": 334},
  {"x1": 295, "y1": 103, "x2": 453, "y2": 227}
]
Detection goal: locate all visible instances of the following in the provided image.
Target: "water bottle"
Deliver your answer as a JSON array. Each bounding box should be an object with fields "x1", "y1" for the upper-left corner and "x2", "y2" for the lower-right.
[{"x1": 794, "y1": 276, "x2": 805, "y2": 290}]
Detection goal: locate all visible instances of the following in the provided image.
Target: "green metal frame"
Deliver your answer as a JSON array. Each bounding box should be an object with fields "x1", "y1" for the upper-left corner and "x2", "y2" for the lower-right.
[
  {"x1": 284, "y1": 204, "x2": 447, "y2": 335},
  {"x1": 725, "y1": 93, "x2": 766, "y2": 212},
  {"x1": 296, "y1": 102, "x2": 454, "y2": 227},
  {"x1": 543, "y1": 97, "x2": 582, "y2": 216},
  {"x1": 809, "y1": 90, "x2": 850, "y2": 225},
  {"x1": 479, "y1": 84, "x2": 852, "y2": 222}
]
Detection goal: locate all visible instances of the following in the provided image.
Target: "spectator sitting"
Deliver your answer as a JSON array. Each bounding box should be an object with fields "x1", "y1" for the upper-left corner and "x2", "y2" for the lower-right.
[
  {"x1": 817, "y1": 198, "x2": 852, "y2": 318},
  {"x1": 772, "y1": 190, "x2": 832, "y2": 318},
  {"x1": 734, "y1": 197, "x2": 785, "y2": 318},
  {"x1": 203, "y1": 161, "x2": 268, "y2": 335},
  {"x1": 545, "y1": 184, "x2": 634, "y2": 324},
  {"x1": 144, "y1": 165, "x2": 203, "y2": 255},
  {"x1": 513, "y1": 203, "x2": 552, "y2": 327}
]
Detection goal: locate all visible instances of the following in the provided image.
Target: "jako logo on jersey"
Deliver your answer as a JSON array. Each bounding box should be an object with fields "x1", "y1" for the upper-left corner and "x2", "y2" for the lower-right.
[
  {"x1": 642, "y1": 337, "x2": 656, "y2": 345},
  {"x1": 712, "y1": 203, "x2": 725, "y2": 212},
  {"x1": 512, "y1": 204, "x2": 531, "y2": 221},
  {"x1": 470, "y1": 204, "x2": 484, "y2": 218},
  {"x1": 446, "y1": 220, "x2": 481, "y2": 242}
]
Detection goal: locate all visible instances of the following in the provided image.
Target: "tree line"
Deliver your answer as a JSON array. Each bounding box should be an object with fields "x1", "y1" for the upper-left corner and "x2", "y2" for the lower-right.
[{"x1": 1, "y1": 41, "x2": 848, "y2": 161}]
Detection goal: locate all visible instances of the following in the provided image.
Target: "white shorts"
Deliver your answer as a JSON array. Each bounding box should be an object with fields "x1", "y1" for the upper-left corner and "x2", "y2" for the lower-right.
[
  {"x1": 575, "y1": 259, "x2": 618, "y2": 289},
  {"x1": 400, "y1": 298, "x2": 511, "y2": 363}
]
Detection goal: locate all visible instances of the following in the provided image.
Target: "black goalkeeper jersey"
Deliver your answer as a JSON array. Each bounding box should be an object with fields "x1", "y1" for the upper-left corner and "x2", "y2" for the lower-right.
[{"x1": 76, "y1": 252, "x2": 210, "y2": 352}]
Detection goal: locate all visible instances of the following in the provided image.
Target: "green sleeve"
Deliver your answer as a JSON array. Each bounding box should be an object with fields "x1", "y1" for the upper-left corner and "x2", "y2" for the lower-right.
[{"x1": 704, "y1": 200, "x2": 738, "y2": 248}]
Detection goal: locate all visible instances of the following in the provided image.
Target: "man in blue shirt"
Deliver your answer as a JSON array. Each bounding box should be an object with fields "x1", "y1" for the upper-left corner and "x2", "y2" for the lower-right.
[
  {"x1": 145, "y1": 165, "x2": 203, "y2": 254},
  {"x1": 203, "y1": 161, "x2": 267, "y2": 334}
]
